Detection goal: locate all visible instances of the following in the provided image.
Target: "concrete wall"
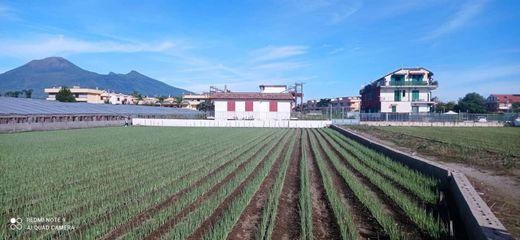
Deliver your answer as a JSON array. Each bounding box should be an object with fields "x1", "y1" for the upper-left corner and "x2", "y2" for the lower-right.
[
  {"x1": 133, "y1": 118, "x2": 331, "y2": 128},
  {"x1": 0, "y1": 120, "x2": 125, "y2": 133},
  {"x1": 361, "y1": 121, "x2": 503, "y2": 127},
  {"x1": 330, "y1": 125, "x2": 512, "y2": 240}
]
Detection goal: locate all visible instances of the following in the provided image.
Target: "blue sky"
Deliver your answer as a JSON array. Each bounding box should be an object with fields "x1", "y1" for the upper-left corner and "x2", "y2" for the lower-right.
[{"x1": 0, "y1": 0, "x2": 519, "y2": 101}]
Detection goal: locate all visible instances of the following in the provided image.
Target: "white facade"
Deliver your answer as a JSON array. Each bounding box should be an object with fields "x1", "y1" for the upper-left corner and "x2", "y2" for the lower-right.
[
  {"x1": 360, "y1": 68, "x2": 438, "y2": 113},
  {"x1": 259, "y1": 85, "x2": 287, "y2": 93},
  {"x1": 214, "y1": 100, "x2": 292, "y2": 120}
]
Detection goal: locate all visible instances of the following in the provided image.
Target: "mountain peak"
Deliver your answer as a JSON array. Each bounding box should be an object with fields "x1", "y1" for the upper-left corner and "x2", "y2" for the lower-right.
[
  {"x1": 25, "y1": 56, "x2": 79, "y2": 71},
  {"x1": 127, "y1": 70, "x2": 144, "y2": 77}
]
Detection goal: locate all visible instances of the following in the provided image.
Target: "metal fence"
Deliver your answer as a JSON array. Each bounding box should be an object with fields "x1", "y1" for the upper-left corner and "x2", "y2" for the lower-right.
[{"x1": 357, "y1": 112, "x2": 518, "y2": 123}]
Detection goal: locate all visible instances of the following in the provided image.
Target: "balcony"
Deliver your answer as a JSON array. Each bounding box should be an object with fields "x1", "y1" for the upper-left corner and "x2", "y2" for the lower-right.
[{"x1": 389, "y1": 80, "x2": 428, "y2": 86}]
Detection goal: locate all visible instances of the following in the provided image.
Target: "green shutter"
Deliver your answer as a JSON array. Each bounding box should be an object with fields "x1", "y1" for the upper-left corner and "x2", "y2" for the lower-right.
[
  {"x1": 392, "y1": 106, "x2": 396, "y2": 112},
  {"x1": 394, "y1": 90, "x2": 401, "y2": 101},
  {"x1": 412, "y1": 90, "x2": 419, "y2": 101}
]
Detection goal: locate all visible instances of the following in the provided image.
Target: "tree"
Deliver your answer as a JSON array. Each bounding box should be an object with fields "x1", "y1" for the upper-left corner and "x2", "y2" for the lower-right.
[
  {"x1": 4, "y1": 91, "x2": 22, "y2": 98},
  {"x1": 457, "y1": 92, "x2": 487, "y2": 113},
  {"x1": 56, "y1": 87, "x2": 76, "y2": 102},
  {"x1": 131, "y1": 91, "x2": 143, "y2": 102},
  {"x1": 22, "y1": 89, "x2": 33, "y2": 98},
  {"x1": 157, "y1": 96, "x2": 165, "y2": 103},
  {"x1": 435, "y1": 101, "x2": 457, "y2": 113},
  {"x1": 197, "y1": 101, "x2": 213, "y2": 111},
  {"x1": 175, "y1": 96, "x2": 183, "y2": 107},
  {"x1": 512, "y1": 102, "x2": 520, "y2": 113},
  {"x1": 316, "y1": 98, "x2": 331, "y2": 108}
]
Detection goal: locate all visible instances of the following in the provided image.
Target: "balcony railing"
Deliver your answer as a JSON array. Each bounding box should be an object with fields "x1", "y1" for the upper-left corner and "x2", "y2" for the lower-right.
[{"x1": 388, "y1": 80, "x2": 439, "y2": 86}]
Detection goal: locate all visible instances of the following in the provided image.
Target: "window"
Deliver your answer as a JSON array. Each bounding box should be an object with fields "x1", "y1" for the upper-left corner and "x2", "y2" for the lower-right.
[
  {"x1": 412, "y1": 90, "x2": 419, "y2": 101},
  {"x1": 392, "y1": 75, "x2": 404, "y2": 82},
  {"x1": 402, "y1": 90, "x2": 406, "y2": 97},
  {"x1": 411, "y1": 74, "x2": 423, "y2": 82},
  {"x1": 227, "y1": 100, "x2": 235, "y2": 112},
  {"x1": 269, "y1": 101, "x2": 278, "y2": 112},
  {"x1": 245, "y1": 101, "x2": 253, "y2": 112},
  {"x1": 394, "y1": 90, "x2": 401, "y2": 101},
  {"x1": 412, "y1": 106, "x2": 419, "y2": 113},
  {"x1": 391, "y1": 105, "x2": 397, "y2": 113}
]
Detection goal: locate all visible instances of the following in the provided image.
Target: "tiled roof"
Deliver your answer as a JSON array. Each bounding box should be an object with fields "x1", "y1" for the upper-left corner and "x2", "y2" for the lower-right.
[
  {"x1": 490, "y1": 94, "x2": 520, "y2": 103},
  {"x1": 210, "y1": 92, "x2": 294, "y2": 100}
]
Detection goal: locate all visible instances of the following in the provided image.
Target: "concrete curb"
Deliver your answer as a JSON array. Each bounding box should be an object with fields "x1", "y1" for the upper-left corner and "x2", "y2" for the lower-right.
[{"x1": 330, "y1": 124, "x2": 512, "y2": 240}]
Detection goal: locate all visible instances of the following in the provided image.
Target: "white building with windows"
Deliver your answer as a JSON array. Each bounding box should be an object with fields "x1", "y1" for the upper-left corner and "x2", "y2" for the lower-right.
[
  {"x1": 360, "y1": 68, "x2": 438, "y2": 113},
  {"x1": 211, "y1": 85, "x2": 294, "y2": 120}
]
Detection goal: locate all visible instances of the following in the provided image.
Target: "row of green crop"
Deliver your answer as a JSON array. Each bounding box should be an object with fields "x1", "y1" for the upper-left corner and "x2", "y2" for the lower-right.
[
  {"x1": 24, "y1": 128, "x2": 251, "y2": 221},
  {"x1": 92, "y1": 130, "x2": 284, "y2": 240},
  {"x1": 2, "y1": 127, "x2": 242, "y2": 216},
  {"x1": 2, "y1": 127, "x2": 205, "y2": 202},
  {"x1": 299, "y1": 129, "x2": 313, "y2": 240},
  {"x1": 202, "y1": 130, "x2": 297, "y2": 240},
  {"x1": 322, "y1": 129, "x2": 438, "y2": 204},
  {"x1": 326, "y1": 128, "x2": 438, "y2": 189},
  {"x1": 315, "y1": 129, "x2": 447, "y2": 239},
  {"x1": 306, "y1": 129, "x2": 361, "y2": 240},
  {"x1": 162, "y1": 130, "x2": 292, "y2": 240},
  {"x1": 35, "y1": 129, "x2": 277, "y2": 240},
  {"x1": 3, "y1": 128, "x2": 276, "y2": 239},
  {"x1": 257, "y1": 130, "x2": 297, "y2": 240}
]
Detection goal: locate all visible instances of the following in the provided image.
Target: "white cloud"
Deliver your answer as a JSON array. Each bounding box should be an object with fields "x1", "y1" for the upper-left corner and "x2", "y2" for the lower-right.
[
  {"x1": 253, "y1": 62, "x2": 308, "y2": 71},
  {"x1": 252, "y1": 45, "x2": 308, "y2": 62},
  {"x1": 284, "y1": 0, "x2": 362, "y2": 24},
  {"x1": 423, "y1": 0, "x2": 488, "y2": 40},
  {"x1": 0, "y1": 35, "x2": 177, "y2": 58}
]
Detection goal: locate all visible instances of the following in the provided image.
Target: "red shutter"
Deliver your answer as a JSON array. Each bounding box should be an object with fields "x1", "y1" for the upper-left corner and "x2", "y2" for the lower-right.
[
  {"x1": 227, "y1": 100, "x2": 235, "y2": 112},
  {"x1": 245, "y1": 101, "x2": 254, "y2": 112},
  {"x1": 269, "y1": 101, "x2": 278, "y2": 112}
]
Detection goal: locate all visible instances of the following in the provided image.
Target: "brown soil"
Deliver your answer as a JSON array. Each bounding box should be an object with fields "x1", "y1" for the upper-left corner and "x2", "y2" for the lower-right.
[
  {"x1": 271, "y1": 131, "x2": 302, "y2": 240},
  {"x1": 185, "y1": 133, "x2": 290, "y2": 240},
  {"x1": 226, "y1": 130, "x2": 300, "y2": 239},
  {"x1": 303, "y1": 130, "x2": 342, "y2": 240},
  {"x1": 313, "y1": 130, "x2": 426, "y2": 239},
  {"x1": 100, "y1": 133, "x2": 276, "y2": 240},
  {"x1": 310, "y1": 130, "x2": 389, "y2": 239}
]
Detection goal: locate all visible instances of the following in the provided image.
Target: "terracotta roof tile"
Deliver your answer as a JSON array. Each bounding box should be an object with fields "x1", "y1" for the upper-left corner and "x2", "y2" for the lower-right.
[
  {"x1": 210, "y1": 92, "x2": 294, "y2": 100},
  {"x1": 490, "y1": 94, "x2": 520, "y2": 103}
]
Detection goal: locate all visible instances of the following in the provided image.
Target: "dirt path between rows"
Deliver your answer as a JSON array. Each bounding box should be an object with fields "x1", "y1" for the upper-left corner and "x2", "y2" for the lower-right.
[
  {"x1": 313, "y1": 130, "x2": 390, "y2": 239},
  {"x1": 226, "y1": 131, "x2": 298, "y2": 239},
  {"x1": 186, "y1": 133, "x2": 290, "y2": 240},
  {"x1": 101, "y1": 133, "x2": 275, "y2": 240},
  {"x1": 313, "y1": 130, "x2": 425, "y2": 239},
  {"x1": 271, "y1": 131, "x2": 302, "y2": 240},
  {"x1": 304, "y1": 130, "x2": 342, "y2": 240}
]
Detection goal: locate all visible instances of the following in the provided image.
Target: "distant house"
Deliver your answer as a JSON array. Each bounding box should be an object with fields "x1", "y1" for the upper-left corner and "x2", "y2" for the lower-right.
[
  {"x1": 45, "y1": 86, "x2": 134, "y2": 104},
  {"x1": 359, "y1": 68, "x2": 438, "y2": 113},
  {"x1": 45, "y1": 86, "x2": 104, "y2": 104},
  {"x1": 486, "y1": 94, "x2": 520, "y2": 112},
  {"x1": 182, "y1": 94, "x2": 210, "y2": 110},
  {"x1": 305, "y1": 96, "x2": 361, "y2": 112},
  {"x1": 211, "y1": 85, "x2": 294, "y2": 120}
]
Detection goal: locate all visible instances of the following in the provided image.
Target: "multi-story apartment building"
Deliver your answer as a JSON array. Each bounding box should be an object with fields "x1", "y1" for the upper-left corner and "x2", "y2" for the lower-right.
[{"x1": 360, "y1": 68, "x2": 438, "y2": 113}]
